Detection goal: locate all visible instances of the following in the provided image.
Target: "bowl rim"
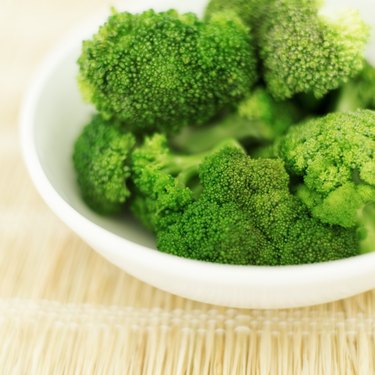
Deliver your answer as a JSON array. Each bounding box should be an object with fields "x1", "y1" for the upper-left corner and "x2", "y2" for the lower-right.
[{"x1": 19, "y1": 15, "x2": 375, "y2": 296}]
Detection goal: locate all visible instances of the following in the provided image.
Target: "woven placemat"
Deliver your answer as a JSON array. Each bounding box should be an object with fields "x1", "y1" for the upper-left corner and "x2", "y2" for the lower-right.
[
  {"x1": 1, "y1": 298, "x2": 374, "y2": 374},
  {"x1": 2, "y1": 0, "x2": 375, "y2": 373}
]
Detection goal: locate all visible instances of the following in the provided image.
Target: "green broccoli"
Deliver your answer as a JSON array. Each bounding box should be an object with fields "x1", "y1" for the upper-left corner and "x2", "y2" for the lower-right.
[
  {"x1": 78, "y1": 9, "x2": 257, "y2": 133},
  {"x1": 335, "y1": 61, "x2": 375, "y2": 112},
  {"x1": 259, "y1": 0, "x2": 369, "y2": 99},
  {"x1": 71, "y1": 5, "x2": 375, "y2": 266},
  {"x1": 276, "y1": 110, "x2": 375, "y2": 228},
  {"x1": 205, "y1": 0, "x2": 369, "y2": 100},
  {"x1": 157, "y1": 146, "x2": 359, "y2": 265},
  {"x1": 131, "y1": 134, "x2": 242, "y2": 231},
  {"x1": 157, "y1": 198, "x2": 276, "y2": 265},
  {"x1": 73, "y1": 115, "x2": 135, "y2": 214},
  {"x1": 171, "y1": 88, "x2": 300, "y2": 154}
]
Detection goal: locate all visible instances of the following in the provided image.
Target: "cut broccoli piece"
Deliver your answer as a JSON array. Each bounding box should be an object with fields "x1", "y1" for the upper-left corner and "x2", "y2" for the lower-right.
[
  {"x1": 78, "y1": 9, "x2": 258, "y2": 133},
  {"x1": 276, "y1": 110, "x2": 375, "y2": 228},
  {"x1": 259, "y1": 0, "x2": 369, "y2": 99},
  {"x1": 157, "y1": 198, "x2": 275, "y2": 265},
  {"x1": 131, "y1": 134, "x2": 241, "y2": 231},
  {"x1": 73, "y1": 115, "x2": 135, "y2": 214},
  {"x1": 156, "y1": 146, "x2": 359, "y2": 265},
  {"x1": 205, "y1": 0, "x2": 369, "y2": 100}
]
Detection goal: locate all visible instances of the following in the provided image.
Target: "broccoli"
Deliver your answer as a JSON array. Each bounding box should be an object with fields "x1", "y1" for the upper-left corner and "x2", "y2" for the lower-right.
[
  {"x1": 260, "y1": 0, "x2": 369, "y2": 99},
  {"x1": 276, "y1": 110, "x2": 375, "y2": 228},
  {"x1": 73, "y1": 115, "x2": 135, "y2": 214},
  {"x1": 130, "y1": 134, "x2": 194, "y2": 231},
  {"x1": 157, "y1": 146, "x2": 359, "y2": 265},
  {"x1": 131, "y1": 133, "x2": 241, "y2": 231},
  {"x1": 78, "y1": 9, "x2": 257, "y2": 134},
  {"x1": 71, "y1": 5, "x2": 375, "y2": 266},
  {"x1": 171, "y1": 88, "x2": 300, "y2": 154},
  {"x1": 157, "y1": 198, "x2": 276, "y2": 265},
  {"x1": 205, "y1": 0, "x2": 369, "y2": 100},
  {"x1": 335, "y1": 61, "x2": 375, "y2": 112}
]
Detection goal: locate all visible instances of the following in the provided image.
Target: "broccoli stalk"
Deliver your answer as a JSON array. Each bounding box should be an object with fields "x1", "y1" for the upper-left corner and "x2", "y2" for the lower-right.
[
  {"x1": 335, "y1": 61, "x2": 375, "y2": 112},
  {"x1": 78, "y1": 9, "x2": 258, "y2": 133},
  {"x1": 171, "y1": 117, "x2": 270, "y2": 155},
  {"x1": 359, "y1": 204, "x2": 375, "y2": 254},
  {"x1": 171, "y1": 88, "x2": 300, "y2": 154}
]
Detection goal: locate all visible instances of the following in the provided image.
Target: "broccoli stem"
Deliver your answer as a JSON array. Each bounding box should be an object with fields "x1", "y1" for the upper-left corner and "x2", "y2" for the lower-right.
[
  {"x1": 161, "y1": 138, "x2": 243, "y2": 196},
  {"x1": 163, "y1": 154, "x2": 204, "y2": 181},
  {"x1": 165, "y1": 138, "x2": 243, "y2": 178},
  {"x1": 359, "y1": 203, "x2": 375, "y2": 254},
  {"x1": 171, "y1": 115, "x2": 273, "y2": 154},
  {"x1": 335, "y1": 84, "x2": 361, "y2": 112}
]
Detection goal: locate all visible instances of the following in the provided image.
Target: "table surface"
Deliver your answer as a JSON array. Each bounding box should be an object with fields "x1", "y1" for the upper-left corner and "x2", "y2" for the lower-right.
[{"x1": 1, "y1": 0, "x2": 375, "y2": 374}]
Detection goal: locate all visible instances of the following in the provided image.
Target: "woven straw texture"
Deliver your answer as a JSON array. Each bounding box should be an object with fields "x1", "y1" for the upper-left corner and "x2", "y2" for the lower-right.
[{"x1": 1, "y1": 0, "x2": 375, "y2": 373}]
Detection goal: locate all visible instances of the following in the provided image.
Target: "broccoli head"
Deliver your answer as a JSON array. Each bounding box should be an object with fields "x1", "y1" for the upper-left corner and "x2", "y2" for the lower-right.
[
  {"x1": 73, "y1": 115, "x2": 135, "y2": 214},
  {"x1": 157, "y1": 199, "x2": 275, "y2": 265},
  {"x1": 205, "y1": 0, "x2": 369, "y2": 100},
  {"x1": 276, "y1": 110, "x2": 375, "y2": 228},
  {"x1": 171, "y1": 88, "x2": 300, "y2": 154},
  {"x1": 78, "y1": 9, "x2": 257, "y2": 133},
  {"x1": 157, "y1": 146, "x2": 359, "y2": 265},
  {"x1": 259, "y1": 0, "x2": 369, "y2": 99}
]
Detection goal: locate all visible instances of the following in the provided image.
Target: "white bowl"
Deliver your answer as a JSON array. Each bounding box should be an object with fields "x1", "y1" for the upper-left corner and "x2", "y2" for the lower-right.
[{"x1": 20, "y1": 0, "x2": 375, "y2": 309}]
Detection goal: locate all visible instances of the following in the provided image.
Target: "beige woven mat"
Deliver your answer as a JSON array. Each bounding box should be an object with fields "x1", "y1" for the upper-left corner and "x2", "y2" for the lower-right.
[{"x1": 1, "y1": 0, "x2": 375, "y2": 373}]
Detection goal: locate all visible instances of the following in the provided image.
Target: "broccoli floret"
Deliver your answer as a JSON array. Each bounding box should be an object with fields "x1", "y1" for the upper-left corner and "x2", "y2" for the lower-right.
[
  {"x1": 78, "y1": 9, "x2": 257, "y2": 133},
  {"x1": 276, "y1": 110, "x2": 375, "y2": 228},
  {"x1": 335, "y1": 61, "x2": 375, "y2": 112},
  {"x1": 259, "y1": 0, "x2": 369, "y2": 99},
  {"x1": 283, "y1": 216, "x2": 359, "y2": 265},
  {"x1": 73, "y1": 115, "x2": 135, "y2": 214},
  {"x1": 130, "y1": 134, "x2": 194, "y2": 231},
  {"x1": 206, "y1": 0, "x2": 369, "y2": 100},
  {"x1": 157, "y1": 199, "x2": 275, "y2": 265},
  {"x1": 171, "y1": 88, "x2": 300, "y2": 153},
  {"x1": 131, "y1": 134, "x2": 241, "y2": 231},
  {"x1": 157, "y1": 146, "x2": 359, "y2": 265}
]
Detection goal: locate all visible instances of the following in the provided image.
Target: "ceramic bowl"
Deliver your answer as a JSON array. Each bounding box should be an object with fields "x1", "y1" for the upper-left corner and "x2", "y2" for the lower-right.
[{"x1": 20, "y1": 0, "x2": 375, "y2": 308}]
